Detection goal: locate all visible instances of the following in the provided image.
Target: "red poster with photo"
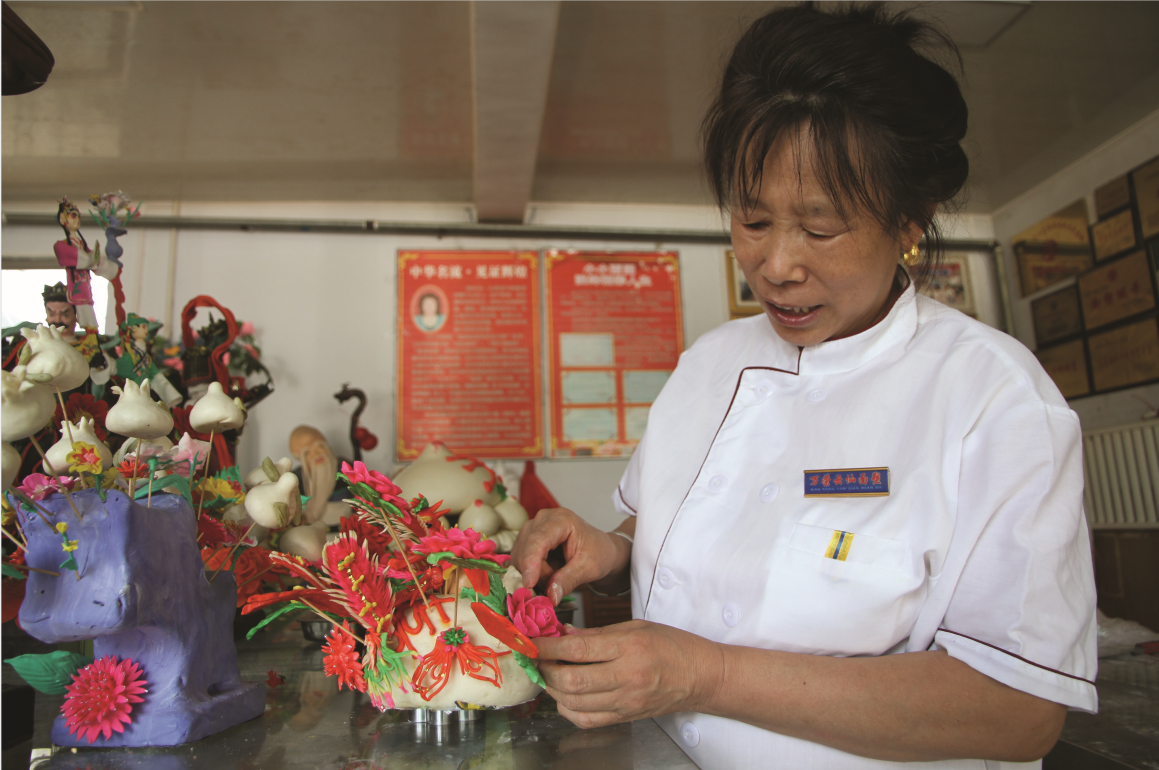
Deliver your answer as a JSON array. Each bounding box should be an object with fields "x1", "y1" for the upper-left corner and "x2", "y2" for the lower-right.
[
  {"x1": 545, "y1": 251, "x2": 683, "y2": 457},
  {"x1": 397, "y1": 251, "x2": 542, "y2": 460}
]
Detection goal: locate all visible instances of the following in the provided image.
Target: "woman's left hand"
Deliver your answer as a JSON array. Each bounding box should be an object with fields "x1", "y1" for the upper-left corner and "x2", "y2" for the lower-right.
[{"x1": 537, "y1": 620, "x2": 725, "y2": 728}]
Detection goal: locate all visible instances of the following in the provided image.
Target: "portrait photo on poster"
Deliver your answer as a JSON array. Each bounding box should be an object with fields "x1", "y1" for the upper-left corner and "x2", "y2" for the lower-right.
[{"x1": 411, "y1": 284, "x2": 449, "y2": 333}]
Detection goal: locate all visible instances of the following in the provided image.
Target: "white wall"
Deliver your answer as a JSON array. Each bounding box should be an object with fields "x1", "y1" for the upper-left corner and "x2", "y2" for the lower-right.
[{"x1": 991, "y1": 108, "x2": 1159, "y2": 430}]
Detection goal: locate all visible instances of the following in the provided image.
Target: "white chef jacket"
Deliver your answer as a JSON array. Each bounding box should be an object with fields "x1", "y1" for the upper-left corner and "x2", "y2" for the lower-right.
[{"x1": 613, "y1": 282, "x2": 1098, "y2": 770}]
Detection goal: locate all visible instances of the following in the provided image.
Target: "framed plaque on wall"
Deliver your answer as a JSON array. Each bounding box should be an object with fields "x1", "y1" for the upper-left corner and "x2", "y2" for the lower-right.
[
  {"x1": 1031, "y1": 285, "x2": 1083, "y2": 347},
  {"x1": 1088, "y1": 315, "x2": 1159, "y2": 393},
  {"x1": 1077, "y1": 250, "x2": 1156, "y2": 331},
  {"x1": 1034, "y1": 338, "x2": 1091, "y2": 399}
]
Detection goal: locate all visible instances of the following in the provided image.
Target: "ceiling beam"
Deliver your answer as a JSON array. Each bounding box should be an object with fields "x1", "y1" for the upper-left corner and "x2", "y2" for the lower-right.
[{"x1": 470, "y1": 1, "x2": 559, "y2": 223}]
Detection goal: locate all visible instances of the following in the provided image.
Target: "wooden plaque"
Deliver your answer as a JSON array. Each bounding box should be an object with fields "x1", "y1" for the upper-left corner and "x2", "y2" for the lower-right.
[
  {"x1": 1031, "y1": 285, "x2": 1083, "y2": 346},
  {"x1": 1133, "y1": 156, "x2": 1159, "y2": 240},
  {"x1": 1077, "y1": 251, "x2": 1156, "y2": 330},
  {"x1": 1091, "y1": 209, "x2": 1138, "y2": 261},
  {"x1": 1089, "y1": 316, "x2": 1159, "y2": 392},
  {"x1": 1013, "y1": 200, "x2": 1094, "y2": 296},
  {"x1": 1095, "y1": 174, "x2": 1132, "y2": 219},
  {"x1": 1035, "y1": 338, "x2": 1090, "y2": 399}
]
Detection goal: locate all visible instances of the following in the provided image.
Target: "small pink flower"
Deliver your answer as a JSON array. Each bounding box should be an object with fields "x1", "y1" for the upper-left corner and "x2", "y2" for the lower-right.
[
  {"x1": 16, "y1": 473, "x2": 73, "y2": 500},
  {"x1": 221, "y1": 352, "x2": 231, "y2": 366},
  {"x1": 414, "y1": 527, "x2": 510, "y2": 566},
  {"x1": 506, "y1": 587, "x2": 563, "y2": 638},
  {"x1": 239, "y1": 321, "x2": 255, "y2": 336}
]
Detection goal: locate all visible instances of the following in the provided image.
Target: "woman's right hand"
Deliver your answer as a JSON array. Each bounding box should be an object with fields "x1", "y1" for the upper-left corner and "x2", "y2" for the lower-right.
[{"x1": 510, "y1": 507, "x2": 632, "y2": 606}]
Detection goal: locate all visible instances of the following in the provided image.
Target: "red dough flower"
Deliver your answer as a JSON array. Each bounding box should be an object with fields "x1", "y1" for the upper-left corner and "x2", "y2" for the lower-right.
[
  {"x1": 414, "y1": 527, "x2": 510, "y2": 567},
  {"x1": 506, "y1": 587, "x2": 564, "y2": 638},
  {"x1": 322, "y1": 622, "x2": 367, "y2": 692},
  {"x1": 62, "y1": 656, "x2": 148, "y2": 743},
  {"x1": 54, "y1": 393, "x2": 109, "y2": 440},
  {"x1": 339, "y1": 514, "x2": 391, "y2": 557}
]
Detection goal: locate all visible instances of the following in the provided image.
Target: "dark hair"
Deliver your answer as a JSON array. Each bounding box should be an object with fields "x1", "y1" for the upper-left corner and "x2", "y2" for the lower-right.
[{"x1": 702, "y1": 2, "x2": 968, "y2": 265}]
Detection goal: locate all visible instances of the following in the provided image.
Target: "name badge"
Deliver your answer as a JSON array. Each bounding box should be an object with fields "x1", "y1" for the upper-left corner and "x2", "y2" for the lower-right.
[{"x1": 804, "y1": 468, "x2": 889, "y2": 497}]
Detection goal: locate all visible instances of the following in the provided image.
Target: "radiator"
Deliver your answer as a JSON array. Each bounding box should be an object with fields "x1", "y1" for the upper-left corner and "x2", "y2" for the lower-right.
[{"x1": 1083, "y1": 419, "x2": 1159, "y2": 528}]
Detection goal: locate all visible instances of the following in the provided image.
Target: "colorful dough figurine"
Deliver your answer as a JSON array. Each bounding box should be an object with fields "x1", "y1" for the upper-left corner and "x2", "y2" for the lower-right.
[
  {"x1": 103, "y1": 314, "x2": 183, "y2": 407},
  {"x1": 53, "y1": 198, "x2": 120, "y2": 333}
]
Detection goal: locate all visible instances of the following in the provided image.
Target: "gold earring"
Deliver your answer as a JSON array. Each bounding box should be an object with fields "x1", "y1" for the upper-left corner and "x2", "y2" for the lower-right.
[{"x1": 904, "y1": 243, "x2": 921, "y2": 266}]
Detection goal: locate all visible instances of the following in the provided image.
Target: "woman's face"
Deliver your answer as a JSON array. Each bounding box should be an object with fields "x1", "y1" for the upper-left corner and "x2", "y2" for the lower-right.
[
  {"x1": 731, "y1": 132, "x2": 920, "y2": 347},
  {"x1": 420, "y1": 296, "x2": 439, "y2": 315}
]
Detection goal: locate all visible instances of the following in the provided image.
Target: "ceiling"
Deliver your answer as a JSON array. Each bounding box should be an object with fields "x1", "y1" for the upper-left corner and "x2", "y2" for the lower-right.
[{"x1": 3, "y1": 1, "x2": 1158, "y2": 221}]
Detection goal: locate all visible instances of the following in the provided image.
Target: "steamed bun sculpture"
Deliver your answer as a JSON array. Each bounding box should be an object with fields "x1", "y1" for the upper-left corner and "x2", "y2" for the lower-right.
[
  {"x1": 392, "y1": 442, "x2": 529, "y2": 552},
  {"x1": 241, "y1": 458, "x2": 565, "y2": 715}
]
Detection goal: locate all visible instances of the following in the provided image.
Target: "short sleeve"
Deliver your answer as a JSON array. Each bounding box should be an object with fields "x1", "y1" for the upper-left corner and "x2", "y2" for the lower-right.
[
  {"x1": 934, "y1": 399, "x2": 1097, "y2": 712},
  {"x1": 613, "y1": 432, "x2": 645, "y2": 517}
]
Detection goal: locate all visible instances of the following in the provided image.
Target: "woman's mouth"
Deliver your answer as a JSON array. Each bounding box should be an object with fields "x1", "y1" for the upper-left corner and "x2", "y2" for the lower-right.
[{"x1": 765, "y1": 300, "x2": 822, "y2": 327}]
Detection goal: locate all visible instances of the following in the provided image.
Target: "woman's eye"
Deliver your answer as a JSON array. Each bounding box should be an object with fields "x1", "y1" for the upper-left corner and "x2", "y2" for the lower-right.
[
  {"x1": 804, "y1": 228, "x2": 836, "y2": 239},
  {"x1": 742, "y1": 221, "x2": 769, "y2": 230}
]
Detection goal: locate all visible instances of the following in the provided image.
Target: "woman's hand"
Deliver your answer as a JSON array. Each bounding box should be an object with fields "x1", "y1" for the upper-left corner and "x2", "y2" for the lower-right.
[
  {"x1": 510, "y1": 508, "x2": 632, "y2": 605},
  {"x1": 537, "y1": 620, "x2": 725, "y2": 729}
]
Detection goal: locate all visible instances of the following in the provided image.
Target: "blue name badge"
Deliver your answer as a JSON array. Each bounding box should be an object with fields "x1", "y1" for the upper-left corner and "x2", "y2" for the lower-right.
[{"x1": 804, "y1": 468, "x2": 889, "y2": 497}]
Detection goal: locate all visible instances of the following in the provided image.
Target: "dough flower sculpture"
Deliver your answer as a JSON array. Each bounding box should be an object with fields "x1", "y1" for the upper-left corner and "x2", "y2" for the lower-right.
[{"x1": 240, "y1": 460, "x2": 563, "y2": 711}]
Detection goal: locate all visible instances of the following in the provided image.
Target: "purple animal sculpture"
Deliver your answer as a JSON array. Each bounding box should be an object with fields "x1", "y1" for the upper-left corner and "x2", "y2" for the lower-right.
[{"x1": 17, "y1": 488, "x2": 265, "y2": 747}]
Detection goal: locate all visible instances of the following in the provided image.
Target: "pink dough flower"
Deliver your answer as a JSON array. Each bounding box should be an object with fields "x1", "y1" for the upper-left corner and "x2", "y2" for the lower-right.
[
  {"x1": 16, "y1": 473, "x2": 75, "y2": 500},
  {"x1": 62, "y1": 656, "x2": 148, "y2": 743},
  {"x1": 413, "y1": 527, "x2": 510, "y2": 566},
  {"x1": 340, "y1": 461, "x2": 409, "y2": 507},
  {"x1": 506, "y1": 587, "x2": 564, "y2": 638}
]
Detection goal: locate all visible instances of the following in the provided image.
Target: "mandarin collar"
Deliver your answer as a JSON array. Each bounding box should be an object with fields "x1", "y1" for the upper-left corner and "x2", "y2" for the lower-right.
[{"x1": 796, "y1": 281, "x2": 918, "y2": 376}]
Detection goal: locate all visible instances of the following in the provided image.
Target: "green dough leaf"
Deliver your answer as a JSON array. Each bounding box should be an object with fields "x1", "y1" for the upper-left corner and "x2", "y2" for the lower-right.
[
  {"x1": 4, "y1": 651, "x2": 93, "y2": 694},
  {"x1": 511, "y1": 650, "x2": 545, "y2": 689},
  {"x1": 245, "y1": 602, "x2": 307, "y2": 640},
  {"x1": 1, "y1": 563, "x2": 26, "y2": 581}
]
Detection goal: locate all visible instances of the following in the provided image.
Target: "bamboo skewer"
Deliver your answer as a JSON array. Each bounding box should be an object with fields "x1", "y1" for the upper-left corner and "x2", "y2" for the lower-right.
[
  {"x1": 209, "y1": 521, "x2": 258, "y2": 583},
  {"x1": 8, "y1": 488, "x2": 57, "y2": 531},
  {"x1": 195, "y1": 430, "x2": 216, "y2": 521},
  {"x1": 382, "y1": 517, "x2": 431, "y2": 614},
  {"x1": 1, "y1": 524, "x2": 29, "y2": 552}
]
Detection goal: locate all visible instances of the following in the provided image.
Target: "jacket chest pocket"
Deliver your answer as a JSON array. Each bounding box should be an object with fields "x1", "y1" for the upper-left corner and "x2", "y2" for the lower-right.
[{"x1": 752, "y1": 522, "x2": 926, "y2": 656}]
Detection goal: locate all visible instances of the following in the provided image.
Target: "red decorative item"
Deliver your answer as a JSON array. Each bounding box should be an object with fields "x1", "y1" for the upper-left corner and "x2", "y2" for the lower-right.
[
  {"x1": 519, "y1": 461, "x2": 560, "y2": 519},
  {"x1": 53, "y1": 394, "x2": 110, "y2": 441},
  {"x1": 410, "y1": 627, "x2": 509, "y2": 702},
  {"x1": 61, "y1": 656, "x2": 148, "y2": 743},
  {"x1": 354, "y1": 426, "x2": 379, "y2": 451},
  {"x1": 180, "y1": 296, "x2": 239, "y2": 390},
  {"x1": 265, "y1": 670, "x2": 285, "y2": 688},
  {"x1": 322, "y1": 623, "x2": 367, "y2": 692},
  {"x1": 471, "y1": 602, "x2": 538, "y2": 659}
]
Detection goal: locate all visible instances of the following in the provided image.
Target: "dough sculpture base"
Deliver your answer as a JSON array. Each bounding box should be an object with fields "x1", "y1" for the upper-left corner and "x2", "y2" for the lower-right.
[{"x1": 17, "y1": 489, "x2": 265, "y2": 747}]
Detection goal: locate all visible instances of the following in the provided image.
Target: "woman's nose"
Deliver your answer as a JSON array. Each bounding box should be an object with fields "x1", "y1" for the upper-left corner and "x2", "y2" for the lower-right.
[{"x1": 755, "y1": 235, "x2": 807, "y2": 285}]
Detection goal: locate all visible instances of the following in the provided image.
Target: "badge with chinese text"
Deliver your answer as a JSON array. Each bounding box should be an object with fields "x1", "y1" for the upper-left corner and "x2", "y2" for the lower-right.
[{"x1": 804, "y1": 468, "x2": 889, "y2": 497}]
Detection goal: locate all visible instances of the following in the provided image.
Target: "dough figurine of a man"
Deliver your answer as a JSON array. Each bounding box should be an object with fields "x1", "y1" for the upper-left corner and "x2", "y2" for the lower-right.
[
  {"x1": 53, "y1": 197, "x2": 120, "y2": 332},
  {"x1": 106, "y1": 314, "x2": 184, "y2": 407}
]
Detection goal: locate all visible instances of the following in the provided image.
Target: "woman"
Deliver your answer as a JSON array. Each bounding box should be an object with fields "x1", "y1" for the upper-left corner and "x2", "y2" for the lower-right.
[{"x1": 512, "y1": 5, "x2": 1096, "y2": 768}]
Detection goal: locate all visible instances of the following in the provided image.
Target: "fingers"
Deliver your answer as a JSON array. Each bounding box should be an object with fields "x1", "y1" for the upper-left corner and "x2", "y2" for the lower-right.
[
  {"x1": 554, "y1": 701, "x2": 623, "y2": 730},
  {"x1": 510, "y1": 509, "x2": 577, "y2": 590}
]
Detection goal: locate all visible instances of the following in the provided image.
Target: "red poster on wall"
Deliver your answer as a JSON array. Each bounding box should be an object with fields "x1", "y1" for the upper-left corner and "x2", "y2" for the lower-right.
[
  {"x1": 545, "y1": 251, "x2": 683, "y2": 457},
  {"x1": 397, "y1": 251, "x2": 543, "y2": 460}
]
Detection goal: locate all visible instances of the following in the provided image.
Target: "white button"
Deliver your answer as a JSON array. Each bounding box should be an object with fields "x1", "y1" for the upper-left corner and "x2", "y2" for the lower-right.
[
  {"x1": 707, "y1": 474, "x2": 727, "y2": 493},
  {"x1": 680, "y1": 722, "x2": 700, "y2": 748},
  {"x1": 721, "y1": 603, "x2": 740, "y2": 628},
  {"x1": 760, "y1": 483, "x2": 779, "y2": 503},
  {"x1": 657, "y1": 568, "x2": 675, "y2": 589},
  {"x1": 754, "y1": 380, "x2": 774, "y2": 401},
  {"x1": 806, "y1": 388, "x2": 827, "y2": 402}
]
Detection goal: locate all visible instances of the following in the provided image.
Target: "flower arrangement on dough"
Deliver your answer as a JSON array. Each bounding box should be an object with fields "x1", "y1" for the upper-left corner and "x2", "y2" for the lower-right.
[{"x1": 240, "y1": 460, "x2": 566, "y2": 710}]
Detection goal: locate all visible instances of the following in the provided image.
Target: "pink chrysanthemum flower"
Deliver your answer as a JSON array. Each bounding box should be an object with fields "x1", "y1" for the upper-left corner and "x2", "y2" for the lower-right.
[
  {"x1": 62, "y1": 656, "x2": 148, "y2": 743},
  {"x1": 413, "y1": 527, "x2": 510, "y2": 566}
]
